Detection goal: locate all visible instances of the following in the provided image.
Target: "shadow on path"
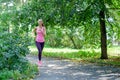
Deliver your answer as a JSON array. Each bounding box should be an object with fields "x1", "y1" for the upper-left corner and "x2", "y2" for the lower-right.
[{"x1": 27, "y1": 55, "x2": 120, "y2": 80}]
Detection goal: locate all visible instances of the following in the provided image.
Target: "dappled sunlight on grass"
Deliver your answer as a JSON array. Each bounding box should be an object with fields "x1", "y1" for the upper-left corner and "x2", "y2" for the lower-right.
[
  {"x1": 29, "y1": 46, "x2": 38, "y2": 52},
  {"x1": 29, "y1": 46, "x2": 79, "y2": 54},
  {"x1": 81, "y1": 48, "x2": 101, "y2": 53},
  {"x1": 29, "y1": 46, "x2": 120, "y2": 56},
  {"x1": 108, "y1": 47, "x2": 120, "y2": 56},
  {"x1": 43, "y1": 48, "x2": 79, "y2": 53},
  {"x1": 89, "y1": 57, "x2": 120, "y2": 67},
  {"x1": 29, "y1": 46, "x2": 120, "y2": 67},
  {"x1": 29, "y1": 46, "x2": 100, "y2": 60}
]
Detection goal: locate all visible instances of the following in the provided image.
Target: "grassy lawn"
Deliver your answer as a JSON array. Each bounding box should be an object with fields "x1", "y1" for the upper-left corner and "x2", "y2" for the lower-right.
[
  {"x1": 108, "y1": 46, "x2": 120, "y2": 56},
  {"x1": 29, "y1": 46, "x2": 120, "y2": 67}
]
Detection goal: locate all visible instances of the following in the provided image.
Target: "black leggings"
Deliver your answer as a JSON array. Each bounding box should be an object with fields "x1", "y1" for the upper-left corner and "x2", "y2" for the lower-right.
[{"x1": 35, "y1": 41, "x2": 44, "y2": 61}]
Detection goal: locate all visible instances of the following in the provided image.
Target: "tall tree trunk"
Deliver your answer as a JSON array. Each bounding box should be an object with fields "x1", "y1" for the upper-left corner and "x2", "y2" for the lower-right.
[{"x1": 99, "y1": 10, "x2": 108, "y2": 59}]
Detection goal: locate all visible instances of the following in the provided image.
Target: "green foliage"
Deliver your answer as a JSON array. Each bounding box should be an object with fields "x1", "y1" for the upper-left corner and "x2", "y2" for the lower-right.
[
  {"x1": 0, "y1": 0, "x2": 39, "y2": 79},
  {"x1": 0, "y1": 63, "x2": 38, "y2": 80},
  {"x1": 0, "y1": 31, "x2": 30, "y2": 70},
  {"x1": 0, "y1": 69, "x2": 16, "y2": 80},
  {"x1": 0, "y1": 1, "x2": 119, "y2": 79},
  {"x1": 12, "y1": 0, "x2": 120, "y2": 49},
  {"x1": 1, "y1": 0, "x2": 120, "y2": 49}
]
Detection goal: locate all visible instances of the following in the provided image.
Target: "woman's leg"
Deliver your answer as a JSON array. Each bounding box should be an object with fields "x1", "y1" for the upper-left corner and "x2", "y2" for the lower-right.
[
  {"x1": 35, "y1": 42, "x2": 45, "y2": 61},
  {"x1": 40, "y1": 42, "x2": 45, "y2": 52},
  {"x1": 39, "y1": 42, "x2": 44, "y2": 59},
  {"x1": 35, "y1": 41, "x2": 42, "y2": 61}
]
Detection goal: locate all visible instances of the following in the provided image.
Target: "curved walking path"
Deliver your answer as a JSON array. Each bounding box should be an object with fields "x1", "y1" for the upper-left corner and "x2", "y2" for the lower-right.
[{"x1": 27, "y1": 55, "x2": 120, "y2": 80}]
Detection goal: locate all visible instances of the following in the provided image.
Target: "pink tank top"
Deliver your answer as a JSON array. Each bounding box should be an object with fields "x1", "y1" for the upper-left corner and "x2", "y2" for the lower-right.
[{"x1": 36, "y1": 27, "x2": 45, "y2": 42}]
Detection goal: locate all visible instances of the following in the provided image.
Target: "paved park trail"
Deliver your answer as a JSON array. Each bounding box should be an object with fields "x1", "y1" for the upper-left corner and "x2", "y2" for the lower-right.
[{"x1": 27, "y1": 55, "x2": 120, "y2": 80}]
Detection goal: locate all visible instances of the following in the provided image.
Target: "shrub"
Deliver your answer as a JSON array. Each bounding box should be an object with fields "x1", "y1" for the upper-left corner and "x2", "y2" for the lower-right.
[
  {"x1": 0, "y1": 32, "x2": 30, "y2": 70},
  {"x1": 0, "y1": 31, "x2": 39, "y2": 79},
  {"x1": 0, "y1": 63, "x2": 38, "y2": 80}
]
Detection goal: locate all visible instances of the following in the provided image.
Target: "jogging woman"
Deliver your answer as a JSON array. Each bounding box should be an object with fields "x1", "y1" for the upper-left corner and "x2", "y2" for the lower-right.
[{"x1": 33, "y1": 19, "x2": 46, "y2": 66}]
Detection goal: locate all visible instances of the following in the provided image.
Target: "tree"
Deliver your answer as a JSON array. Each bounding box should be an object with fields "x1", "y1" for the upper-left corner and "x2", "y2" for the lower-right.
[
  {"x1": 99, "y1": 8, "x2": 108, "y2": 59},
  {"x1": 76, "y1": 0, "x2": 120, "y2": 59},
  {"x1": 98, "y1": 0, "x2": 120, "y2": 59},
  {"x1": 0, "y1": 0, "x2": 31, "y2": 74},
  {"x1": 12, "y1": 0, "x2": 120, "y2": 59},
  {"x1": 51, "y1": 0, "x2": 120, "y2": 59}
]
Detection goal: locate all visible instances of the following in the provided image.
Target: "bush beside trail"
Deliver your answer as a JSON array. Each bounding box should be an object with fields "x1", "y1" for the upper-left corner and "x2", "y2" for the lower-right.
[{"x1": 0, "y1": 32, "x2": 38, "y2": 80}]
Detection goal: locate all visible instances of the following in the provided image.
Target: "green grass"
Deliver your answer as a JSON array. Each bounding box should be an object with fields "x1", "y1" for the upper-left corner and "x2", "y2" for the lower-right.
[
  {"x1": 29, "y1": 46, "x2": 120, "y2": 67},
  {"x1": 108, "y1": 46, "x2": 120, "y2": 56},
  {"x1": 43, "y1": 51, "x2": 100, "y2": 60},
  {"x1": 0, "y1": 63, "x2": 39, "y2": 80}
]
